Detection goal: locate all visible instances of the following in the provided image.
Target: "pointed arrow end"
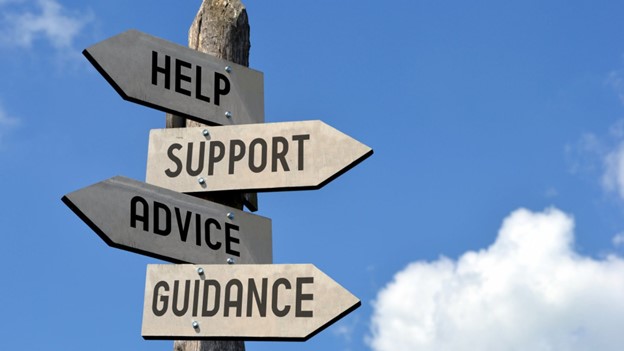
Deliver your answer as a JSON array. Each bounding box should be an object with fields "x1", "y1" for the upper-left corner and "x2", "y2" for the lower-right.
[
  {"x1": 62, "y1": 186, "x2": 117, "y2": 249},
  {"x1": 316, "y1": 146, "x2": 374, "y2": 190},
  {"x1": 302, "y1": 298, "x2": 361, "y2": 341}
]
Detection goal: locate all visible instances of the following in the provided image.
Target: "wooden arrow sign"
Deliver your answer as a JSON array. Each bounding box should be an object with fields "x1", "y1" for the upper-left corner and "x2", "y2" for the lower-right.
[
  {"x1": 83, "y1": 30, "x2": 264, "y2": 126},
  {"x1": 145, "y1": 120, "x2": 373, "y2": 193},
  {"x1": 142, "y1": 264, "x2": 360, "y2": 340},
  {"x1": 61, "y1": 176, "x2": 272, "y2": 264}
]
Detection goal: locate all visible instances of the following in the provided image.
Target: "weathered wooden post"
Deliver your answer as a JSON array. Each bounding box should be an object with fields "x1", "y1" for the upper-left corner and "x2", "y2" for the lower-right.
[
  {"x1": 166, "y1": 0, "x2": 256, "y2": 211},
  {"x1": 169, "y1": 1, "x2": 250, "y2": 350}
]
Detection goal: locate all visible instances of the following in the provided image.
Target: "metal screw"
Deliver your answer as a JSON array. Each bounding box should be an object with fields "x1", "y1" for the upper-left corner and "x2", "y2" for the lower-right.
[
  {"x1": 227, "y1": 212, "x2": 234, "y2": 220},
  {"x1": 225, "y1": 65, "x2": 232, "y2": 73},
  {"x1": 202, "y1": 129, "x2": 209, "y2": 136},
  {"x1": 227, "y1": 258, "x2": 235, "y2": 264},
  {"x1": 198, "y1": 177, "x2": 205, "y2": 185},
  {"x1": 225, "y1": 111, "x2": 232, "y2": 119},
  {"x1": 197, "y1": 267, "x2": 204, "y2": 275},
  {"x1": 192, "y1": 321, "x2": 199, "y2": 329}
]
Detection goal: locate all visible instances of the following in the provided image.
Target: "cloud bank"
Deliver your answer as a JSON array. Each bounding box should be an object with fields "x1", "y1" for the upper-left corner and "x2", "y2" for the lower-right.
[
  {"x1": 0, "y1": 0, "x2": 92, "y2": 51},
  {"x1": 369, "y1": 208, "x2": 624, "y2": 351}
]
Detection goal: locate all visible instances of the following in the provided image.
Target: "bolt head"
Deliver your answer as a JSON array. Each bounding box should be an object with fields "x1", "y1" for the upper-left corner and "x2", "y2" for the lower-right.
[
  {"x1": 227, "y1": 212, "x2": 234, "y2": 220},
  {"x1": 202, "y1": 129, "x2": 209, "y2": 136},
  {"x1": 225, "y1": 66, "x2": 232, "y2": 73},
  {"x1": 192, "y1": 321, "x2": 199, "y2": 329},
  {"x1": 227, "y1": 258, "x2": 235, "y2": 264},
  {"x1": 198, "y1": 177, "x2": 205, "y2": 185},
  {"x1": 197, "y1": 267, "x2": 204, "y2": 275},
  {"x1": 225, "y1": 111, "x2": 232, "y2": 119}
]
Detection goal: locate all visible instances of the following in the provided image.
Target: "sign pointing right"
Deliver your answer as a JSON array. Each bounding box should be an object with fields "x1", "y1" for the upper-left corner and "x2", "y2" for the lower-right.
[
  {"x1": 142, "y1": 264, "x2": 361, "y2": 340},
  {"x1": 146, "y1": 120, "x2": 373, "y2": 193}
]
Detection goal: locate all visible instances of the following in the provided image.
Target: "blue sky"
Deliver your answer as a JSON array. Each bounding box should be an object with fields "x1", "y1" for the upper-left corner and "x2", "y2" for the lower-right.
[{"x1": 2, "y1": 0, "x2": 624, "y2": 350}]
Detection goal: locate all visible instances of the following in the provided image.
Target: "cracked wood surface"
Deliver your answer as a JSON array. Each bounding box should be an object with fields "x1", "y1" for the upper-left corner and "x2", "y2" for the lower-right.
[
  {"x1": 165, "y1": 0, "x2": 257, "y2": 211},
  {"x1": 169, "y1": 1, "x2": 250, "y2": 350}
]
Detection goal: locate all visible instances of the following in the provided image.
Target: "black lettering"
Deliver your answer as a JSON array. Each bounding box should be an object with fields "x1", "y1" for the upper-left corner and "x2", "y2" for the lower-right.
[
  {"x1": 205, "y1": 218, "x2": 222, "y2": 250},
  {"x1": 192, "y1": 279, "x2": 200, "y2": 317},
  {"x1": 295, "y1": 277, "x2": 314, "y2": 317},
  {"x1": 272, "y1": 137, "x2": 290, "y2": 172},
  {"x1": 186, "y1": 142, "x2": 205, "y2": 177},
  {"x1": 130, "y1": 196, "x2": 149, "y2": 231},
  {"x1": 271, "y1": 278, "x2": 291, "y2": 317},
  {"x1": 195, "y1": 65, "x2": 211, "y2": 103},
  {"x1": 228, "y1": 139, "x2": 246, "y2": 175},
  {"x1": 292, "y1": 134, "x2": 310, "y2": 171},
  {"x1": 214, "y1": 72, "x2": 230, "y2": 106},
  {"x1": 151, "y1": 51, "x2": 170, "y2": 89},
  {"x1": 175, "y1": 208, "x2": 192, "y2": 242},
  {"x1": 195, "y1": 213, "x2": 202, "y2": 246},
  {"x1": 174, "y1": 59, "x2": 192, "y2": 96},
  {"x1": 165, "y1": 143, "x2": 183, "y2": 178},
  {"x1": 225, "y1": 223, "x2": 240, "y2": 257},
  {"x1": 224, "y1": 279, "x2": 243, "y2": 317},
  {"x1": 172, "y1": 280, "x2": 190, "y2": 317},
  {"x1": 153, "y1": 201, "x2": 171, "y2": 236},
  {"x1": 247, "y1": 278, "x2": 268, "y2": 317},
  {"x1": 248, "y1": 138, "x2": 267, "y2": 173},
  {"x1": 152, "y1": 281, "x2": 169, "y2": 317},
  {"x1": 208, "y1": 141, "x2": 225, "y2": 176},
  {"x1": 202, "y1": 280, "x2": 220, "y2": 317}
]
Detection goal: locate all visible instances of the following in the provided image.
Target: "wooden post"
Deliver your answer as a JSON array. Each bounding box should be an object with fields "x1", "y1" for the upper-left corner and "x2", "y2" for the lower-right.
[
  {"x1": 168, "y1": 1, "x2": 251, "y2": 350},
  {"x1": 166, "y1": 0, "x2": 257, "y2": 212}
]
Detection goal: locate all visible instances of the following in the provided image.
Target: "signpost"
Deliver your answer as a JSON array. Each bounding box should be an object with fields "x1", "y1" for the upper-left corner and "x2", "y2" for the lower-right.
[
  {"x1": 146, "y1": 120, "x2": 373, "y2": 193},
  {"x1": 62, "y1": 176, "x2": 272, "y2": 264},
  {"x1": 67, "y1": 4, "x2": 371, "y2": 347},
  {"x1": 83, "y1": 30, "x2": 264, "y2": 126},
  {"x1": 142, "y1": 264, "x2": 361, "y2": 340}
]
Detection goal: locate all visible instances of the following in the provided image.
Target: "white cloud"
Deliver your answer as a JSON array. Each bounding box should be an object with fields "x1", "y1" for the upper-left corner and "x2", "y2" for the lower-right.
[
  {"x1": 602, "y1": 142, "x2": 624, "y2": 199},
  {"x1": 369, "y1": 208, "x2": 624, "y2": 351},
  {"x1": 0, "y1": 102, "x2": 19, "y2": 145},
  {"x1": 565, "y1": 132, "x2": 603, "y2": 175},
  {"x1": 598, "y1": 123, "x2": 624, "y2": 201},
  {"x1": 613, "y1": 233, "x2": 624, "y2": 248},
  {"x1": 0, "y1": 0, "x2": 92, "y2": 51},
  {"x1": 607, "y1": 70, "x2": 624, "y2": 105},
  {"x1": 0, "y1": 104, "x2": 18, "y2": 126},
  {"x1": 566, "y1": 120, "x2": 624, "y2": 201}
]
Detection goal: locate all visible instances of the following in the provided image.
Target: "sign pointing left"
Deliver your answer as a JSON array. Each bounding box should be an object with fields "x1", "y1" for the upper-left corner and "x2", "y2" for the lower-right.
[
  {"x1": 62, "y1": 176, "x2": 272, "y2": 264},
  {"x1": 83, "y1": 30, "x2": 264, "y2": 126}
]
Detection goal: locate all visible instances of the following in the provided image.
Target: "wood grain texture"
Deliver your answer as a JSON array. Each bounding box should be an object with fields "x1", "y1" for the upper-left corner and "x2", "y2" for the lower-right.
[
  {"x1": 166, "y1": 0, "x2": 249, "y2": 129},
  {"x1": 187, "y1": 0, "x2": 250, "y2": 67},
  {"x1": 170, "y1": 1, "x2": 250, "y2": 350},
  {"x1": 174, "y1": 340, "x2": 245, "y2": 351},
  {"x1": 166, "y1": 0, "x2": 257, "y2": 211}
]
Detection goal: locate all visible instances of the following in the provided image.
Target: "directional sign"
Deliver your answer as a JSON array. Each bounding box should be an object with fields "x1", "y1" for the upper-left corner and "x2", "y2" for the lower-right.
[
  {"x1": 145, "y1": 120, "x2": 373, "y2": 193},
  {"x1": 142, "y1": 264, "x2": 360, "y2": 340},
  {"x1": 62, "y1": 176, "x2": 272, "y2": 264},
  {"x1": 83, "y1": 30, "x2": 264, "y2": 126}
]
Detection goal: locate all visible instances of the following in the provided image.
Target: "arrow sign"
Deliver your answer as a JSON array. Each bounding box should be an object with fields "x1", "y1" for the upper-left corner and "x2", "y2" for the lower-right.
[
  {"x1": 146, "y1": 120, "x2": 373, "y2": 193},
  {"x1": 141, "y1": 264, "x2": 360, "y2": 340},
  {"x1": 83, "y1": 30, "x2": 264, "y2": 126},
  {"x1": 61, "y1": 176, "x2": 272, "y2": 264}
]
